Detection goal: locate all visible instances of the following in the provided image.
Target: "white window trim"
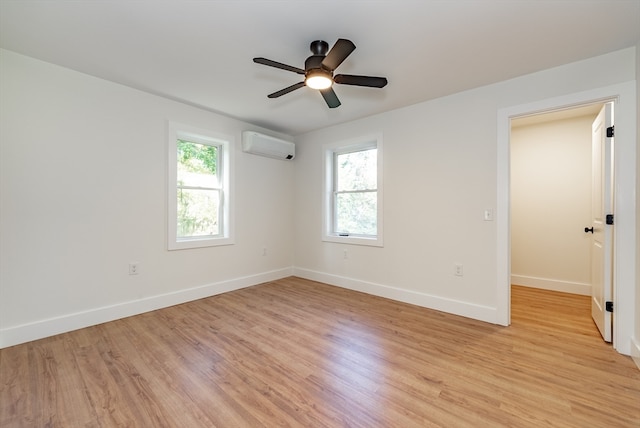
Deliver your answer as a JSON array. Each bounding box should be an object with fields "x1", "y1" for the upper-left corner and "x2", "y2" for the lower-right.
[
  {"x1": 322, "y1": 134, "x2": 384, "y2": 247},
  {"x1": 167, "y1": 121, "x2": 234, "y2": 250}
]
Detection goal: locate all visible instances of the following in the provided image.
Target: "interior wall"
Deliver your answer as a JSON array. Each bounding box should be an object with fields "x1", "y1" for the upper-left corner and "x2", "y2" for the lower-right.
[
  {"x1": 0, "y1": 50, "x2": 295, "y2": 347},
  {"x1": 293, "y1": 47, "x2": 636, "y2": 338},
  {"x1": 634, "y1": 39, "x2": 640, "y2": 368},
  {"x1": 510, "y1": 115, "x2": 595, "y2": 295}
]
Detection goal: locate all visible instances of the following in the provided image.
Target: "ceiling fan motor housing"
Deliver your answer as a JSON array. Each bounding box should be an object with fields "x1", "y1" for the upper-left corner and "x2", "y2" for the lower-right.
[{"x1": 305, "y1": 55, "x2": 332, "y2": 80}]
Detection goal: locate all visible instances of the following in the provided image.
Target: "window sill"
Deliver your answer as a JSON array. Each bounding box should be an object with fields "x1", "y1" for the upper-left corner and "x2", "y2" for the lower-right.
[
  {"x1": 322, "y1": 234, "x2": 383, "y2": 247},
  {"x1": 169, "y1": 236, "x2": 234, "y2": 250}
]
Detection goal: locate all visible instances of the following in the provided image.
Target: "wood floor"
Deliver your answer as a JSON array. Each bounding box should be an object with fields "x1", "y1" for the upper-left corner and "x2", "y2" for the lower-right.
[{"x1": 1, "y1": 278, "x2": 639, "y2": 427}]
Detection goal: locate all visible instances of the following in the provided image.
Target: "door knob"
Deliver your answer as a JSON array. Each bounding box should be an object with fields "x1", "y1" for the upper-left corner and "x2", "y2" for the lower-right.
[{"x1": 584, "y1": 227, "x2": 594, "y2": 234}]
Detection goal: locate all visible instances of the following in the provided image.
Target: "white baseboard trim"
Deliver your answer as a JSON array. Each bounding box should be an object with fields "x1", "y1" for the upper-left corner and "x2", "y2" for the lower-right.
[
  {"x1": 631, "y1": 336, "x2": 640, "y2": 371},
  {"x1": 0, "y1": 267, "x2": 293, "y2": 349},
  {"x1": 293, "y1": 268, "x2": 498, "y2": 324},
  {"x1": 511, "y1": 274, "x2": 591, "y2": 296}
]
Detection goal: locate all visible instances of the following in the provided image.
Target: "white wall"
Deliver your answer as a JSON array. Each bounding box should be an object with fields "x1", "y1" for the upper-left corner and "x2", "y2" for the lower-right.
[
  {"x1": 633, "y1": 39, "x2": 640, "y2": 369},
  {"x1": 293, "y1": 47, "x2": 637, "y2": 352},
  {"x1": 293, "y1": 94, "x2": 501, "y2": 321},
  {"x1": 510, "y1": 115, "x2": 595, "y2": 295},
  {"x1": 0, "y1": 50, "x2": 295, "y2": 347}
]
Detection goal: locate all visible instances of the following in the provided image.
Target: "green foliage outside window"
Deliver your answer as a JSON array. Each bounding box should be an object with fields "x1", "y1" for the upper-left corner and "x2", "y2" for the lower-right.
[
  {"x1": 335, "y1": 148, "x2": 377, "y2": 235},
  {"x1": 178, "y1": 139, "x2": 217, "y2": 175},
  {"x1": 177, "y1": 140, "x2": 220, "y2": 238}
]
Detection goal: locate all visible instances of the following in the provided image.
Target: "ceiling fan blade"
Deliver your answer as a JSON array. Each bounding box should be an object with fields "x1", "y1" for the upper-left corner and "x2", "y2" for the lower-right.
[
  {"x1": 320, "y1": 87, "x2": 341, "y2": 108},
  {"x1": 253, "y1": 57, "x2": 305, "y2": 75},
  {"x1": 267, "y1": 82, "x2": 306, "y2": 98},
  {"x1": 321, "y1": 39, "x2": 356, "y2": 71},
  {"x1": 334, "y1": 74, "x2": 388, "y2": 88}
]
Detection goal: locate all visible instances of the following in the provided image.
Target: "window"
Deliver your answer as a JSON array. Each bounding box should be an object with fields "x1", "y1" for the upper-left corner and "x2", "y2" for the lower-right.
[
  {"x1": 323, "y1": 135, "x2": 383, "y2": 246},
  {"x1": 168, "y1": 122, "x2": 233, "y2": 250}
]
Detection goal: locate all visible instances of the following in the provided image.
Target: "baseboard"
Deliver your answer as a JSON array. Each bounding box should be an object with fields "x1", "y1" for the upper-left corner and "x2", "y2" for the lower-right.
[
  {"x1": 0, "y1": 267, "x2": 293, "y2": 349},
  {"x1": 631, "y1": 336, "x2": 640, "y2": 371},
  {"x1": 511, "y1": 274, "x2": 591, "y2": 296},
  {"x1": 293, "y1": 268, "x2": 498, "y2": 324}
]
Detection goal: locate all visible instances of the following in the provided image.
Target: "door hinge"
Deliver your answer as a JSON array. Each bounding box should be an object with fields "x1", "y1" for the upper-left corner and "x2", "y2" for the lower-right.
[
  {"x1": 606, "y1": 214, "x2": 614, "y2": 225},
  {"x1": 606, "y1": 301, "x2": 613, "y2": 313},
  {"x1": 606, "y1": 126, "x2": 614, "y2": 138}
]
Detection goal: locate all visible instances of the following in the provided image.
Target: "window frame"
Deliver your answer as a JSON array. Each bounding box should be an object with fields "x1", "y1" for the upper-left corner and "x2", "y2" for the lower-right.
[
  {"x1": 167, "y1": 121, "x2": 234, "y2": 250},
  {"x1": 322, "y1": 134, "x2": 383, "y2": 247}
]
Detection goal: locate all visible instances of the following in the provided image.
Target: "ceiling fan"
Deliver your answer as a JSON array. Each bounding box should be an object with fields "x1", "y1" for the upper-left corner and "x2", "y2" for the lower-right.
[{"x1": 253, "y1": 39, "x2": 388, "y2": 108}]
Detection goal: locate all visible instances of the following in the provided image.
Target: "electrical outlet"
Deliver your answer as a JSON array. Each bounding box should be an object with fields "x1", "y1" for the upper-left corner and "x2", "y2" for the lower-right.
[
  {"x1": 343, "y1": 249, "x2": 348, "y2": 259},
  {"x1": 262, "y1": 247, "x2": 267, "y2": 256},
  {"x1": 484, "y1": 209, "x2": 494, "y2": 221},
  {"x1": 454, "y1": 263, "x2": 463, "y2": 277},
  {"x1": 129, "y1": 262, "x2": 140, "y2": 275}
]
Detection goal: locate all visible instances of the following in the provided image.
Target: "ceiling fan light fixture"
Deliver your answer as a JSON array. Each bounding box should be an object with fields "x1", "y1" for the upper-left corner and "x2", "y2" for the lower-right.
[{"x1": 305, "y1": 70, "x2": 333, "y2": 90}]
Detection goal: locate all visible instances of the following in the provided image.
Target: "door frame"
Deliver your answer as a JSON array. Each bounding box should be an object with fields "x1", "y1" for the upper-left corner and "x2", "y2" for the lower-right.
[{"x1": 496, "y1": 81, "x2": 637, "y2": 355}]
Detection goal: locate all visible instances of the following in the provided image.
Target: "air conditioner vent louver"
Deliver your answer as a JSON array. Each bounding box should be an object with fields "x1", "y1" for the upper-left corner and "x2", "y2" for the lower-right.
[{"x1": 242, "y1": 131, "x2": 295, "y2": 160}]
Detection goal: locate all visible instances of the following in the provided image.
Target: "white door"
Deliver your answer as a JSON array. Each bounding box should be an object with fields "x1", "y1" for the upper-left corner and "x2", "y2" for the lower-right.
[{"x1": 590, "y1": 103, "x2": 614, "y2": 342}]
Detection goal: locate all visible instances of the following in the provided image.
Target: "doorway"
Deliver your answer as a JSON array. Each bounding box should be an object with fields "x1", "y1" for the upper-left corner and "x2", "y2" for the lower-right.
[
  {"x1": 510, "y1": 104, "x2": 602, "y2": 295},
  {"x1": 495, "y1": 81, "x2": 636, "y2": 355},
  {"x1": 509, "y1": 104, "x2": 604, "y2": 333}
]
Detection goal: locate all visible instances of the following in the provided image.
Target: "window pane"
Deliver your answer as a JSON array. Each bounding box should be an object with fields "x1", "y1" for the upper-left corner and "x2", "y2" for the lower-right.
[
  {"x1": 336, "y1": 149, "x2": 377, "y2": 191},
  {"x1": 177, "y1": 140, "x2": 218, "y2": 188},
  {"x1": 335, "y1": 192, "x2": 377, "y2": 235},
  {"x1": 177, "y1": 188, "x2": 220, "y2": 238}
]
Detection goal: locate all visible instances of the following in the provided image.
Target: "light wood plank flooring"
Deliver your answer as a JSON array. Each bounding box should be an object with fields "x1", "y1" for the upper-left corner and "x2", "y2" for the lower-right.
[{"x1": 1, "y1": 277, "x2": 639, "y2": 427}]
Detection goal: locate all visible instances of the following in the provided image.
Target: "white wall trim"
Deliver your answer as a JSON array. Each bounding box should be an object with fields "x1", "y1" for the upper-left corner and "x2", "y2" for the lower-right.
[
  {"x1": 631, "y1": 336, "x2": 640, "y2": 371},
  {"x1": 497, "y1": 81, "x2": 637, "y2": 355},
  {"x1": 0, "y1": 267, "x2": 293, "y2": 349},
  {"x1": 293, "y1": 267, "x2": 497, "y2": 324},
  {"x1": 511, "y1": 275, "x2": 591, "y2": 296}
]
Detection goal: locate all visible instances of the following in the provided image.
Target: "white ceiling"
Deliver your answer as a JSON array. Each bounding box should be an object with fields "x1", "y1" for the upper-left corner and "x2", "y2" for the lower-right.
[{"x1": 1, "y1": 1, "x2": 638, "y2": 136}]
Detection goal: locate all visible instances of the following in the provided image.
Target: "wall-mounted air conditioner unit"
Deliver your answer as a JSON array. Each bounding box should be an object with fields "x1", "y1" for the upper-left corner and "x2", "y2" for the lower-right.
[{"x1": 241, "y1": 131, "x2": 295, "y2": 160}]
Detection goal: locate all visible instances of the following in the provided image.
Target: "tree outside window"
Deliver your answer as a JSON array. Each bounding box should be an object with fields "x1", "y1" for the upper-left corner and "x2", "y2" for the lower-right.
[
  {"x1": 334, "y1": 148, "x2": 377, "y2": 236},
  {"x1": 176, "y1": 140, "x2": 220, "y2": 238}
]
